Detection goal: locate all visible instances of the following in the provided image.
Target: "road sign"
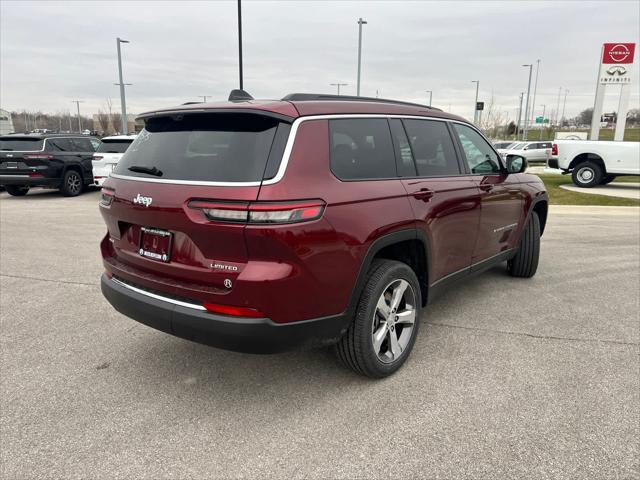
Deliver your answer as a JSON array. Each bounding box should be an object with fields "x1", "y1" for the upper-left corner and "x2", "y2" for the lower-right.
[
  {"x1": 476, "y1": 102, "x2": 484, "y2": 111},
  {"x1": 535, "y1": 116, "x2": 549, "y2": 124}
]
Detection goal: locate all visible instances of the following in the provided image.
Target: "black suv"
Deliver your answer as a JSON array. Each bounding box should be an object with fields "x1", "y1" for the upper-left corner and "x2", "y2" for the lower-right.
[{"x1": 0, "y1": 134, "x2": 100, "y2": 196}]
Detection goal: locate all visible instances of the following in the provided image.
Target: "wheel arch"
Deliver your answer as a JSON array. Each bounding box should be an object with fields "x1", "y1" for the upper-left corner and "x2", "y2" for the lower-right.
[
  {"x1": 347, "y1": 230, "x2": 430, "y2": 311},
  {"x1": 568, "y1": 152, "x2": 606, "y2": 173}
]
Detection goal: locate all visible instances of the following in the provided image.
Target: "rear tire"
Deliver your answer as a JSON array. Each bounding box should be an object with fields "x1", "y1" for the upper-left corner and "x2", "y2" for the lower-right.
[
  {"x1": 60, "y1": 170, "x2": 83, "y2": 197},
  {"x1": 600, "y1": 175, "x2": 616, "y2": 185},
  {"x1": 571, "y1": 161, "x2": 603, "y2": 188},
  {"x1": 5, "y1": 185, "x2": 29, "y2": 196},
  {"x1": 335, "y1": 259, "x2": 422, "y2": 378},
  {"x1": 508, "y1": 211, "x2": 540, "y2": 278}
]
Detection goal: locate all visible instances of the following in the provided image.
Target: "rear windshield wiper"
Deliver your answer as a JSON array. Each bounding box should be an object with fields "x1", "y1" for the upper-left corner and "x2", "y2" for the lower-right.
[{"x1": 128, "y1": 165, "x2": 163, "y2": 177}]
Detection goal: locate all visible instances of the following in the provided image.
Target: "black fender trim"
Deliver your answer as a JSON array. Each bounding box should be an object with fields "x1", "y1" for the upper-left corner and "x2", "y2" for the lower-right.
[
  {"x1": 524, "y1": 193, "x2": 549, "y2": 237},
  {"x1": 344, "y1": 228, "x2": 431, "y2": 316}
]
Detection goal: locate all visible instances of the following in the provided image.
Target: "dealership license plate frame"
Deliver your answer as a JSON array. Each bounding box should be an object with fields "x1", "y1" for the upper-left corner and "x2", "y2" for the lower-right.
[{"x1": 138, "y1": 226, "x2": 173, "y2": 263}]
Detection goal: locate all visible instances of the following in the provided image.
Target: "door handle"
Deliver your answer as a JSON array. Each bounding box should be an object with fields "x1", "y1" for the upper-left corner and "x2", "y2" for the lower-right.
[
  {"x1": 479, "y1": 184, "x2": 494, "y2": 192},
  {"x1": 413, "y1": 188, "x2": 434, "y2": 201}
]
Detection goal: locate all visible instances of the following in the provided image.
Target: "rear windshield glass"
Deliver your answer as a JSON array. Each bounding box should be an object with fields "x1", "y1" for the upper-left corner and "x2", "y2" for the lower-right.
[
  {"x1": 97, "y1": 139, "x2": 133, "y2": 153},
  {"x1": 114, "y1": 113, "x2": 286, "y2": 182},
  {"x1": 0, "y1": 138, "x2": 44, "y2": 151}
]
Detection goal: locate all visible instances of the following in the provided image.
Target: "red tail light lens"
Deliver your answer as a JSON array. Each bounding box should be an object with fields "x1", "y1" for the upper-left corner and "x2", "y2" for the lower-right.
[
  {"x1": 93, "y1": 155, "x2": 104, "y2": 160},
  {"x1": 203, "y1": 302, "x2": 265, "y2": 318},
  {"x1": 28, "y1": 172, "x2": 44, "y2": 177},
  {"x1": 188, "y1": 200, "x2": 325, "y2": 225},
  {"x1": 551, "y1": 143, "x2": 558, "y2": 156},
  {"x1": 23, "y1": 154, "x2": 53, "y2": 160},
  {"x1": 100, "y1": 188, "x2": 115, "y2": 207}
]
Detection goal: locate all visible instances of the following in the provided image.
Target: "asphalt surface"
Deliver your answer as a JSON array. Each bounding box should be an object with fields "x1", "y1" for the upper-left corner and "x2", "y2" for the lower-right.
[
  {"x1": 1, "y1": 189, "x2": 639, "y2": 479},
  {"x1": 560, "y1": 182, "x2": 640, "y2": 200}
]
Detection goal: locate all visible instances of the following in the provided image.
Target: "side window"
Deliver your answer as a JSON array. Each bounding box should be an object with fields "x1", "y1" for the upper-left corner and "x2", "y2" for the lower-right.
[
  {"x1": 72, "y1": 138, "x2": 95, "y2": 152},
  {"x1": 388, "y1": 119, "x2": 416, "y2": 177},
  {"x1": 402, "y1": 119, "x2": 460, "y2": 177},
  {"x1": 89, "y1": 137, "x2": 101, "y2": 150},
  {"x1": 46, "y1": 138, "x2": 73, "y2": 152},
  {"x1": 452, "y1": 124, "x2": 502, "y2": 174},
  {"x1": 329, "y1": 119, "x2": 396, "y2": 180}
]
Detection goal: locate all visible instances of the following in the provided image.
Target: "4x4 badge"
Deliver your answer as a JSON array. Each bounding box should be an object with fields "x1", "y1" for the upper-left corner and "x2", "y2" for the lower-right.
[{"x1": 133, "y1": 193, "x2": 152, "y2": 207}]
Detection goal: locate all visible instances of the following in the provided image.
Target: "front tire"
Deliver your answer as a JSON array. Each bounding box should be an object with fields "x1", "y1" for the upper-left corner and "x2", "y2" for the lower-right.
[
  {"x1": 600, "y1": 175, "x2": 616, "y2": 185},
  {"x1": 5, "y1": 185, "x2": 29, "y2": 196},
  {"x1": 335, "y1": 259, "x2": 422, "y2": 378},
  {"x1": 571, "y1": 161, "x2": 603, "y2": 188},
  {"x1": 60, "y1": 170, "x2": 83, "y2": 197},
  {"x1": 508, "y1": 211, "x2": 540, "y2": 278}
]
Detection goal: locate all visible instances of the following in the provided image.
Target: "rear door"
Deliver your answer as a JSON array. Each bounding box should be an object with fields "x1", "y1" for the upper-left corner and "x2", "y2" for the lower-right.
[
  {"x1": 451, "y1": 123, "x2": 524, "y2": 263},
  {"x1": 392, "y1": 118, "x2": 481, "y2": 282},
  {"x1": 101, "y1": 112, "x2": 291, "y2": 293}
]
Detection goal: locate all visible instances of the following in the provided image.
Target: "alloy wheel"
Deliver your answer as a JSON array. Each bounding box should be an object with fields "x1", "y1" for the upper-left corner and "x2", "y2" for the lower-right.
[{"x1": 67, "y1": 173, "x2": 81, "y2": 195}]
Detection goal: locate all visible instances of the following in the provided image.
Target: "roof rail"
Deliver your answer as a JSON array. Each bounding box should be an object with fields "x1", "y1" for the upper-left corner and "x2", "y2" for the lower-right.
[
  {"x1": 281, "y1": 93, "x2": 442, "y2": 111},
  {"x1": 181, "y1": 101, "x2": 203, "y2": 105}
]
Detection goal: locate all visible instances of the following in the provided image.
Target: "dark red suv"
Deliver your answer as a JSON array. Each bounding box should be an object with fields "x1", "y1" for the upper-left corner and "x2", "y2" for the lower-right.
[{"x1": 99, "y1": 92, "x2": 548, "y2": 377}]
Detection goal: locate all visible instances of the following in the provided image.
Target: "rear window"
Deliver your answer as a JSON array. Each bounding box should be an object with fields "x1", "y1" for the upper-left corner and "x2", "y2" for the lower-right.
[
  {"x1": 97, "y1": 139, "x2": 133, "y2": 153},
  {"x1": 114, "y1": 113, "x2": 286, "y2": 183},
  {"x1": 0, "y1": 138, "x2": 44, "y2": 151},
  {"x1": 329, "y1": 119, "x2": 396, "y2": 180}
]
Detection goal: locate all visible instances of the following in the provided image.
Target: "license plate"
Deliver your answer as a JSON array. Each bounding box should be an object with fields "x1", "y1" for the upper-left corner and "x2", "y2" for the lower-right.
[
  {"x1": 5, "y1": 162, "x2": 18, "y2": 169},
  {"x1": 138, "y1": 227, "x2": 172, "y2": 262}
]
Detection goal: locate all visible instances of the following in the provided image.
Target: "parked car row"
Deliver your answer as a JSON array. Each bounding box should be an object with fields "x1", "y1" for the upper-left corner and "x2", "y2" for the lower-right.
[
  {"x1": 0, "y1": 133, "x2": 134, "y2": 196},
  {"x1": 495, "y1": 141, "x2": 553, "y2": 163}
]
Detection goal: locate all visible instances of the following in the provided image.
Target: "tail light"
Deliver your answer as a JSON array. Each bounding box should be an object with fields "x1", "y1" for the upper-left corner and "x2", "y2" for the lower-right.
[
  {"x1": 28, "y1": 172, "x2": 43, "y2": 177},
  {"x1": 93, "y1": 155, "x2": 104, "y2": 160},
  {"x1": 551, "y1": 143, "x2": 558, "y2": 156},
  {"x1": 100, "y1": 188, "x2": 115, "y2": 207},
  {"x1": 188, "y1": 199, "x2": 325, "y2": 225},
  {"x1": 23, "y1": 154, "x2": 53, "y2": 160}
]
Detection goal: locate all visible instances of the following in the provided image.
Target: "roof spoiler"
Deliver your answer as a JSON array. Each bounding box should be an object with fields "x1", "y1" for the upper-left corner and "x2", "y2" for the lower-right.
[{"x1": 228, "y1": 89, "x2": 254, "y2": 102}]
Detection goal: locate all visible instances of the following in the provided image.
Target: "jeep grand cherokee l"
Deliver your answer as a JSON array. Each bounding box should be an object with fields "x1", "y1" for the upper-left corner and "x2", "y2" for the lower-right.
[
  {"x1": 99, "y1": 92, "x2": 548, "y2": 378},
  {"x1": 0, "y1": 133, "x2": 99, "y2": 196}
]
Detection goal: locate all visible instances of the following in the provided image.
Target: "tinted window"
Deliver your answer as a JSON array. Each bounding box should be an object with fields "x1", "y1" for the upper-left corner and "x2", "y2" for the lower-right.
[
  {"x1": 114, "y1": 113, "x2": 284, "y2": 182},
  {"x1": 72, "y1": 138, "x2": 96, "y2": 152},
  {"x1": 388, "y1": 119, "x2": 416, "y2": 177},
  {"x1": 403, "y1": 120, "x2": 460, "y2": 177},
  {"x1": 0, "y1": 138, "x2": 44, "y2": 151},
  {"x1": 97, "y1": 139, "x2": 133, "y2": 153},
  {"x1": 46, "y1": 138, "x2": 74, "y2": 152},
  {"x1": 329, "y1": 119, "x2": 396, "y2": 180},
  {"x1": 453, "y1": 124, "x2": 501, "y2": 174}
]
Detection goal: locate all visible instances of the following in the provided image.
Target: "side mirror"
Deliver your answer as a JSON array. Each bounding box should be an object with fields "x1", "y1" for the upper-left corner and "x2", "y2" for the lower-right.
[{"x1": 506, "y1": 154, "x2": 527, "y2": 174}]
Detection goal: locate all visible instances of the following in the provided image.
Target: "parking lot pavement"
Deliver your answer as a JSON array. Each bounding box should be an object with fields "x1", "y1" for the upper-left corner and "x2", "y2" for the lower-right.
[
  {"x1": 560, "y1": 182, "x2": 640, "y2": 200},
  {"x1": 1, "y1": 190, "x2": 639, "y2": 479}
]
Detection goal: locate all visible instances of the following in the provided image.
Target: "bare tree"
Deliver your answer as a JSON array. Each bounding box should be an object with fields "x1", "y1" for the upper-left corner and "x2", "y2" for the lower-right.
[
  {"x1": 111, "y1": 113, "x2": 122, "y2": 134},
  {"x1": 478, "y1": 94, "x2": 507, "y2": 138},
  {"x1": 97, "y1": 110, "x2": 110, "y2": 134}
]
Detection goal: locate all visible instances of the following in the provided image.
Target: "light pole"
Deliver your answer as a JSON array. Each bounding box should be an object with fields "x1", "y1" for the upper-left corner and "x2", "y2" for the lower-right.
[
  {"x1": 560, "y1": 89, "x2": 569, "y2": 128},
  {"x1": 71, "y1": 100, "x2": 84, "y2": 132},
  {"x1": 522, "y1": 64, "x2": 533, "y2": 140},
  {"x1": 356, "y1": 18, "x2": 367, "y2": 96},
  {"x1": 115, "y1": 38, "x2": 131, "y2": 134},
  {"x1": 330, "y1": 83, "x2": 348, "y2": 95},
  {"x1": 471, "y1": 80, "x2": 479, "y2": 123},
  {"x1": 530, "y1": 59, "x2": 540, "y2": 128},
  {"x1": 555, "y1": 86, "x2": 562, "y2": 126},
  {"x1": 198, "y1": 96, "x2": 210, "y2": 102},
  {"x1": 539, "y1": 104, "x2": 546, "y2": 139},
  {"x1": 425, "y1": 90, "x2": 432, "y2": 107},
  {"x1": 516, "y1": 92, "x2": 524, "y2": 140}
]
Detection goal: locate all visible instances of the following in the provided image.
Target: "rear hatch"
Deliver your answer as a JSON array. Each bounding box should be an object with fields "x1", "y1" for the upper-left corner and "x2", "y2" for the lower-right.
[
  {"x1": 92, "y1": 138, "x2": 135, "y2": 180},
  {"x1": 0, "y1": 137, "x2": 47, "y2": 175},
  {"x1": 100, "y1": 111, "x2": 292, "y2": 297}
]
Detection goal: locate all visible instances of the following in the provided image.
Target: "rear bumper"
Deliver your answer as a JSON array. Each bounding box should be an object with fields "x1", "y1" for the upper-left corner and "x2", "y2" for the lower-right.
[
  {"x1": 547, "y1": 158, "x2": 559, "y2": 169},
  {"x1": 100, "y1": 273, "x2": 349, "y2": 353},
  {"x1": 0, "y1": 174, "x2": 59, "y2": 187}
]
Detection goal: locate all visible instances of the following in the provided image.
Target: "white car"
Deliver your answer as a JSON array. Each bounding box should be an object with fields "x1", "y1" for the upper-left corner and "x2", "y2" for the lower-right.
[
  {"x1": 92, "y1": 135, "x2": 136, "y2": 186},
  {"x1": 497, "y1": 141, "x2": 553, "y2": 163},
  {"x1": 550, "y1": 140, "x2": 640, "y2": 187}
]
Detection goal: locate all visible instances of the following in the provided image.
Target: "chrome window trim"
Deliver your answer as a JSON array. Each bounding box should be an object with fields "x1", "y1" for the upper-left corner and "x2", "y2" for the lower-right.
[
  {"x1": 109, "y1": 113, "x2": 484, "y2": 187},
  {"x1": 111, "y1": 277, "x2": 206, "y2": 311}
]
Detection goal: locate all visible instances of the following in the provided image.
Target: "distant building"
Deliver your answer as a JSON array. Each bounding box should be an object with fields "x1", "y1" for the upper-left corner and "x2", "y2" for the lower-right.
[
  {"x1": 0, "y1": 109, "x2": 15, "y2": 134},
  {"x1": 92, "y1": 113, "x2": 143, "y2": 135}
]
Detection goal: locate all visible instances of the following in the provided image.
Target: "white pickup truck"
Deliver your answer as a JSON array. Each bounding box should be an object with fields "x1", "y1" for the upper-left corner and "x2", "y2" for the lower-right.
[{"x1": 550, "y1": 140, "x2": 640, "y2": 187}]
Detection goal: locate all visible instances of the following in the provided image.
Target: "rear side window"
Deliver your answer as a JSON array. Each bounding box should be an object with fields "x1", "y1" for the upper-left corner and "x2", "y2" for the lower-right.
[
  {"x1": 329, "y1": 119, "x2": 396, "y2": 180},
  {"x1": 46, "y1": 138, "x2": 74, "y2": 151},
  {"x1": 402, "y1": 120, "x2": 460, "y2": 177},
  {"x1": 114, "y1": 113, "x2": 285, "y2": 183},
  {"x1": 0, "y1": 138, "x2": 44, "y2": 151},
  {"x1": 97, "y1": 139, "x2": 133, "y2": 153},
  {"x1": 72, "y1": 138, "x2": 96, "y2": 152}
]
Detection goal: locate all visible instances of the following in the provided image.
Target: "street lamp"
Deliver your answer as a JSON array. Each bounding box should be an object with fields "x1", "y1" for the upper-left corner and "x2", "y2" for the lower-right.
[
  {"x1": 198, "y1": 96, "x2": 211, "y2": 102},
  {"x1": 425, "y1": 90, "x2": 432, "y2": 107},
  {"x1": 471, "y1": 80, "x2": 479, "y2": 123},
  {"x1": 71, "y1": 100, "x2": 84, "y2": 132},
  {"x1": 561, "y1": 89, "x2": 569, "y2": 128},
  {"x1": 356, "y1": 18, "x2": 367, "y2": 96},
  {"x1": 522, "y1": 64, "x2": 533, "y2": 140},
  {"x1": 539, "y1": 104, "x2": 546, "y2": 139},
  {"x1": 330, "y1": 83, "x2": 348, "y2": 95},
  {"x1": 530, "y1": 59, "x2": 541, "y2": 128},
  {"x1": 115, "y1": 37, "x2": 131, "y2": 134}
]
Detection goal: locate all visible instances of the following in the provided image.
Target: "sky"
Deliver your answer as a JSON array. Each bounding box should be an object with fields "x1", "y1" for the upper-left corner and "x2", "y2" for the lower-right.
[{"x1": 1, "y1": 0, "x2": 639, "y2": 123}]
